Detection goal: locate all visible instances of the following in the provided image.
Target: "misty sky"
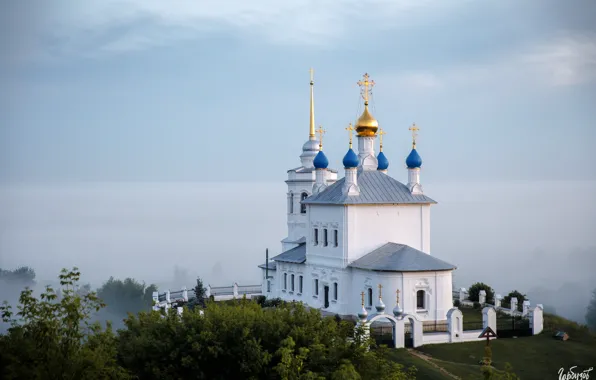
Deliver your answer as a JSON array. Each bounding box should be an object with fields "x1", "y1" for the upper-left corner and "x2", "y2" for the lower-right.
[{"x1": 1, "y1": 1, "x2": 596, "y2": 322}]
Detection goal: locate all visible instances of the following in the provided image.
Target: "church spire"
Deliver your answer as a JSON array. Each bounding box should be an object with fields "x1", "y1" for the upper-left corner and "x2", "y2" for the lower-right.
[{"x1": 309, "y1": 68, "x2": 316, "y2": 140}]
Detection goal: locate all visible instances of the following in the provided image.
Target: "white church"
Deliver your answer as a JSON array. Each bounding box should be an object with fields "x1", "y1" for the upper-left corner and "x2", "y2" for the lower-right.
[{"x1": 259, "y1": 73, "x2": 457, "y2": 322}]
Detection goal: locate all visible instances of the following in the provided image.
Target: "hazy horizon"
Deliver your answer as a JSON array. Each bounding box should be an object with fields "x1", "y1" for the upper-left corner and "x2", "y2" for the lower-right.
[{"x1": 2, "y1": 179, "x2": 595, "y2": 323}]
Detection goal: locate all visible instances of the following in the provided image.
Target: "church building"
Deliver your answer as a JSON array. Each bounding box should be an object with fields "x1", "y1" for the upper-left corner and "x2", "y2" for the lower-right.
[{"x1": 259, "y1": 72, "x2": 456, "y2": 322}]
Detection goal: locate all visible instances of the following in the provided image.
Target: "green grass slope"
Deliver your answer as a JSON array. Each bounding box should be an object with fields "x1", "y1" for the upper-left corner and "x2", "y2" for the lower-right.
[{"x1": 409, "y1": 311, "x2": 596, "y2": 379}]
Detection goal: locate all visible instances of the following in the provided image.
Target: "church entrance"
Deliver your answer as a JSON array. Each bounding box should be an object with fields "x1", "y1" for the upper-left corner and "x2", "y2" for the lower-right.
[{"x1": 324, "y1": 286, "x2": 330, "y2": 308}]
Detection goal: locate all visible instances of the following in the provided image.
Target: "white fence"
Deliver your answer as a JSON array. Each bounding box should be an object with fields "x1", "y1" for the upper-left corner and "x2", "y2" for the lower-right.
[{"x1": 153, "y1": 283, "x2": 262, "y2": 311}]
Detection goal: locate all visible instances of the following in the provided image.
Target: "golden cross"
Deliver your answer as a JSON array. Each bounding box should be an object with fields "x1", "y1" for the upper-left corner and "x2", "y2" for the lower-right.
[
  {"x1": 409, "y1": 123, "x2": 419, "y2": 148},
  {"x1": 396, "y1": 289, "x2": 400, "y2": 304},
  {"x1": 345, "y1": 123, "x2": 354, "y2": 148},
  {"x1": 378, "y1": 128, "x2": 386, "y2": 151},
  {"x1": 357, "y1": 73, "x2": 375, "y2": 103},
  {"x1": 360, "y1": 291, "x2": 365, "y2": 307},
  {"x1": 378, "y1": 284, "x2": 383, "y2": 299},
  {"x1": 309, "y1": 68, "x2": 314, "y2": 84},
  {"x1": 316, "y1": 125, "x2": 326, "y2": 149}
]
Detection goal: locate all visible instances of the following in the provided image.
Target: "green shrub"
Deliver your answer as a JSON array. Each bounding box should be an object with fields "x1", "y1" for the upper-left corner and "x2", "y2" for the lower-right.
[
  {"x1": 454, "y1": 299, "x2": 461, "y2": 307},
  {"x1": 473, "y1": 302, "x2": 482, "y2": 309},
  {"x1": 468, "y1": 282, "x2": 495, "y2": 304},
  {"x1": 503, "y1": 290, "x2": 527, "y2": 312}
]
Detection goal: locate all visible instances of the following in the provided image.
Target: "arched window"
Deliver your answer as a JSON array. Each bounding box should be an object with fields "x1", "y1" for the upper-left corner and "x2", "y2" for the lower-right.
[
  {"x1": 291, "y1": 274, "x2": 295, "y2": 292},
  {"x1": 367, "y1": 288, "x2": 373, "y2": 307},
  {"x1": 283, "y1": 273, "x2": 287, "y2": 290},
  {"x1": 417, "y1": 290, "x2": 425, "y2": 309},
  {"x1": 289, "y1": 192, "x2": 294, "y2": 214},
  {"x1": 300, "y1": 192, "x2": 308, "y2": 214},
  {"x1": 333, "y1": 282, "x2": 338, "y2": 300}
]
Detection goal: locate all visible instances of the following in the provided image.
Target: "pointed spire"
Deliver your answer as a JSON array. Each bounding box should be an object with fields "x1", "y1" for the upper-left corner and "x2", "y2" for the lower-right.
[{"x1": 309, "y1": 68, "x2": 316, "y2": 139}]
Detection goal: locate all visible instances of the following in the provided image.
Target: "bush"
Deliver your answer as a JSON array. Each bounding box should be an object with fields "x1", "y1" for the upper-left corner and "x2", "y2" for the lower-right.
[
  {"x1": 454, "y1": 299, "x2": 461, "y2": 308},
  {"x1": 473, "y1": 302, "x2": 482, "y2": 310},
  {"x1": 253, "y1": 295, "x2": 266, "y2": 306},
  {"x1": 503, "y1": 290, "x2": 527, "y2": 312},
  {"x1": 468, "y1": 282, "x2": 495, "y2": 305},
  {"x1": 262, "y1": 297, "x2": 284, "y2": 308}
]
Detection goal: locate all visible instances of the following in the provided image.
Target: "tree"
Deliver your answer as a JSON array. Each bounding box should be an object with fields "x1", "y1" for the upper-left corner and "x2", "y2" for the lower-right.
[
  {"x1": 117, "y1": 299, "x2": 416, "y2": 379},
  {"x1": 468, "y1": 282, "x2": 495, "y2": 305},
  {"x1": 0, "y1": 266, "x2": 36, "y2": 287},
  {"x1": 190, "y1": 276, "x2": 206, "y2": 308},
  {"x1": 0, "y1": 268, "x2": 130, "y2": 379},
  {"x1": 586, "y1": 288, "x2": 596, "y2": 332},
  {"x1": 503, "y1": 290, "x2": 527, "y2": 312},
  {"x1": 96, "y1": 277, "x2": 157, "y2": 325}
]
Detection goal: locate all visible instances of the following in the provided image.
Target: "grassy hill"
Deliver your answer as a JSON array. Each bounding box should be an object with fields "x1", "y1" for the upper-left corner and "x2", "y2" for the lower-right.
[{"x1": 386, "y1": 309, "x2": 596, "y2": 379}]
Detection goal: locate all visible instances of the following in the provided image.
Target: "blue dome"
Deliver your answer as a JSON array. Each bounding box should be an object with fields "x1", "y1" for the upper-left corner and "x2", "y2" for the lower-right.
[
  {"x1": 406, "y1": 148, "x2": 422, "y2": 168},
  {"x1": 343, "y1": 148, "x2": 359, "y2": 168},
  {"x1": 377, "y1": 151, "x2": 389, "y2": 170},
  {"x1": 313, "y1": 150, "x2": 329, "y2": 169}
]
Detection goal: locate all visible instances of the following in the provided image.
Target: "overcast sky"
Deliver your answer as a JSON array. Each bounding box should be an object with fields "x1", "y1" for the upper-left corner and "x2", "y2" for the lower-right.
[{"x1": 1, "y1": 0, "x2": 595, "y2": 182}]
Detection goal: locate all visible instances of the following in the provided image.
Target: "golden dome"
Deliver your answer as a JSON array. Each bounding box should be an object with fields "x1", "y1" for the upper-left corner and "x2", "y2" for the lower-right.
[{"x1": 355, "y1": 103, "x2": 379, "y2": 137}]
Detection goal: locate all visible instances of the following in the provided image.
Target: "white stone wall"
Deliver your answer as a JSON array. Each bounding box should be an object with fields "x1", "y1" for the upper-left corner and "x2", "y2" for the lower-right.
[
  {"x1": 306, "y1": 205, "x2": 345, "y2": 268},
  {"x1": 350, "y1": 268, "x2": 453, "y2": 321},
  {"x1": 346, "y1": 204, "x2": 432, "y2": 263},
  {"x1": 305, "y1": 203, "x2": 432, "y2": 269},
  {"x1": 284, "y1": 170, "x2": 338, "y2": 252}
]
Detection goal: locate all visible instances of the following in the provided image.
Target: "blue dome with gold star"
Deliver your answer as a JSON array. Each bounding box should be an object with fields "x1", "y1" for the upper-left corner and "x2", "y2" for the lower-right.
[
  {"x1": 406, "y1": 148, "x2": 422, "y2": 168},
  {"x1": 377, "y1": 151, "x2": 389, "y2": 170},
  {"x1": 313, "y1": 150, "x2": 329, "y2": 169},
  {"x1": 343, "y1": 148, "x2": 359, "y2": 168}
]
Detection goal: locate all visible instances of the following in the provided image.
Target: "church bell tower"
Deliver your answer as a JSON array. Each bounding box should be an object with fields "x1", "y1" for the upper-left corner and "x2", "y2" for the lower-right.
[{"x1": 282, "y1": 69, "x2": 337, "y2": 252}]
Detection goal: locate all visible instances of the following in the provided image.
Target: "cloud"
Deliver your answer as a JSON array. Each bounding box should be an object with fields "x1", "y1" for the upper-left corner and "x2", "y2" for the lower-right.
[
  {"x1": 379, "y1": 32, "x2": 596, "y2": 90},
  {"x1": 4, "y1": 0, "x2": 470, "y2": 61}
]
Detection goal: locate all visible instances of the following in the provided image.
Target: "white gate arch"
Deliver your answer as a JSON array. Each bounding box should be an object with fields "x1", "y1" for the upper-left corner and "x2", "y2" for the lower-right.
[{"x1": 358, "y1": 312, "x2": 423, "y2": 348}]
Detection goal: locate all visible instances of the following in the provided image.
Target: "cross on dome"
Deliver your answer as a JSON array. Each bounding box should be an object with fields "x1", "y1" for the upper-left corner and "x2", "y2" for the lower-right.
[
  {"x1": 378, "y1": 283, "x2": 383, "y2": 299},
  {"x1": 378, "y1": 128, "x2": 386, "y2": 152},
  {"x1": 316, "y1": 125, "x2": 326, "y2": 150},
  {"x1": 345, "y1": 123, "x2": 355, "y2": 148},
  {"x1": 409, "y1": 123, "x2": 419, "y2": 148},
  {"x1": 357, "y1": 73, "x2": 375, "y2": 105}
]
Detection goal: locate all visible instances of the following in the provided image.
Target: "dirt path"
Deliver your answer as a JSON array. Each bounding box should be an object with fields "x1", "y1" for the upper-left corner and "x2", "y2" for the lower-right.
[{"x1": 407, "y1": 349, "x2": 461, "y2": 379}]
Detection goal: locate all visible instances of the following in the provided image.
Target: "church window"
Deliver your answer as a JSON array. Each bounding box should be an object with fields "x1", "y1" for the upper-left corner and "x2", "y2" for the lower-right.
[
  {"x1": 314, "y1": 279, "x2": 319, "y2": 296},
  {"x1": 367, "y1": 288, "x2": 373, "y2": 307},
  {"x1": 324, "y1": 229, "x2": 328, "y2": 246},
  {"x1": 417, "y1": 290, "x2": 426, "y2": 309},
  {"x1": 299, "y1": 276, "x2": 303, "y2": 293},
  {"x1": 334, "y1": 230, "x2": 338, "y2": 247},
  {"x1": 300, "y1": 192, "x2": 308, "y2": 213},
  {"x1": 289, "y1": 193, "x2": 294, "y2": 214},
  {"x1": 333, "y1": 282, "x2": 338, "y2": 300},
  {"x1": 283, "y1": 273, "x2": 287, "y2": 290},
  {"x1": 291, "y1": 274, "x2": 295, "y2": 292},
  {"x1": 314, "y1": 229, "x2": 319, "y2": 245}
]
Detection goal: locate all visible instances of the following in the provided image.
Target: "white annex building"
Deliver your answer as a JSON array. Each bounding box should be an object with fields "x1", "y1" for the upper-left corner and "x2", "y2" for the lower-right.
[{"x1": 259, "y1": 72, "x2": 457, "y2": 322}]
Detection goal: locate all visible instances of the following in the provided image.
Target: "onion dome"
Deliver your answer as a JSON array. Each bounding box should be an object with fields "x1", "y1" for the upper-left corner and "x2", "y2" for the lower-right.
[
  {"x1": 343, "y1": 148, "x2": 359, "y2": 168},
  {"x1": 313, "y1": 150, "x2": 329, "y2": 169},
  {"x1": 355, "y1": 105, "x2": 379, "y2": 137},
  {"x1": 406, "y1": 148, "x2": 422, "y2": 169},
  {"x1": 377, "y1": 151, "x2": 389, "y2": 170},
  {"x1": 393, "y1": 303, "x2": 403, "y2": 317},
  {"x1": 375, "y1": 298, "x2": 386, "y2": 314},
  {"x1": 358, "y1": 305, "x2": 369, "y2": 321}
]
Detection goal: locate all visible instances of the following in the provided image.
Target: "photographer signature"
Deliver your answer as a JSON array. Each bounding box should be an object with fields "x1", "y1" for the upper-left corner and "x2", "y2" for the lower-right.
[{"x1": 559, "y1": 367, "x2": 593, "y2": 380}]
